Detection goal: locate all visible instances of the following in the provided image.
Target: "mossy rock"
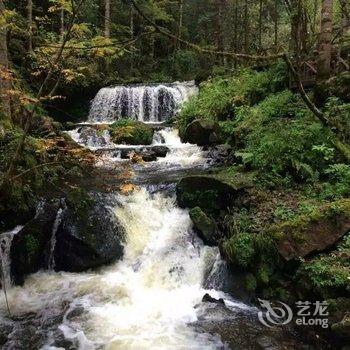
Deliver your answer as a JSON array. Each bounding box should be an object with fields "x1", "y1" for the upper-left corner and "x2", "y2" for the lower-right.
[
  {"x1": 270, "y1": 199, "x2": 350, "y2": 261},
  {"x1": 55, "y1": 192, "x2": 125, "y2": 272},
  {"x1": 11, "y1": 199, "x2": 62, "y2": 285},
  {"x1": 109, "y1": 120, "x2": 154, "y2": 145},
  {"x1": 181, "y1": 119, "x2": 220, "y2": 146},
  {"x1": 189, "y1": 207, "x2": 219, "y2": 246},
  {"x1": 176, "y1": 171, "x2": 253, "y2": 212}
]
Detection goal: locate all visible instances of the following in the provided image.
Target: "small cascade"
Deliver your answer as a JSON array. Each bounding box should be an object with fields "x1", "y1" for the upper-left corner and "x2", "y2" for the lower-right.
[
  {"x1": 48, "y1": 206, "x2": 65, "y2": 270},
  {"x1": 88, "y1": 82, "x2": 198, "y2": 123},
  {"x1": 0, "y1": 226, "x2": 23, "y2": 288}
]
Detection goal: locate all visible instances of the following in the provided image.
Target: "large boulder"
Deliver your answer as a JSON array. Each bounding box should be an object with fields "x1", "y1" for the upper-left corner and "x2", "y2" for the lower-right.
[
  {"x1": 189, "y1": 207, "x2": 219, "y2": 246},
  {"x1": 11, "y1": 199, "x2": 63, "y2": 285},
  {"x1": 177, "y1": 172, "x2": 253, "y2": 212},
  {"x1": 54, "y1": 192, "x2": 125, "y2": 272},
  {"x1": 272, "y1": 201, "x2": 350, "y2": 261},
  {"x1": 182, "y1": 119, "x2": 220, "y2": 146}
]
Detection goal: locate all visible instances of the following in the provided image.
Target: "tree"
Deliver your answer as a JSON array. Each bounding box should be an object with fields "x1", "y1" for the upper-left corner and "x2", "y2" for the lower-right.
[
  {"x1": 27, "y1": 0, "x2": 33, "y2": 52},
  {"x1": 104, "y1": 0, "x2": 111, "y2": 38},
  {"x1": 317, "y1": 0, "x2": 333, "y2": 80},
  {"x1": 0, "y1": 0, "x2": 11, "y2": 131}
]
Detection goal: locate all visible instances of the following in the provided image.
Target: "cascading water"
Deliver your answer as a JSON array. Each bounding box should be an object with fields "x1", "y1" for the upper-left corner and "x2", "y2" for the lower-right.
[
  {"x1": 0, "y1": 189, "x2": 250, "y2": 349},
  {"x1": 48, "y1": 207, "x2": 64, "y2": 270},
  {"x1": 88, "y1": 82, "x2": 198, "y2": 123},
  {"x1": 0, "y1": 226, "x2": 23, "y2": 288}
]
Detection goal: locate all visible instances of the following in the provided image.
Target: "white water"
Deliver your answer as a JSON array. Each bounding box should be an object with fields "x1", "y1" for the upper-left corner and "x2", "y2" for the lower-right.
[
  {"x1": 0, "y1": 189, "x2": 250, "y2": 349},
  {"x1": 48, "y1": 208, "x2": 64, "y2": 270},
  {"x1": 88, "y1": 82, "x2": 198, "y2": 123},
  {"x1": 0, "y1": 226, "x2": 23, "y2": 288}
]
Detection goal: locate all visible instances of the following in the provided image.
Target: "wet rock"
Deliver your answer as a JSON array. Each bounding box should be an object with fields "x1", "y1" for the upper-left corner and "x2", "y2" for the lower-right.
[
  {"x1": 151, "y1": 145, "x2": 170, "y2": 158},
  {"x1": 140, "y1": 150, "x2": 157, "y2": 162},
  {"x1": 0, "y1": 322, "x2": 13, "y2": 346},
  {"x1": 55, "y1": 192, "x2": 125, "y2": 272},
  {"x1": 176, "y1": 173, "x2": 251, "y2": 212},
  {"x1": 79, "y1": 126, "x2": 109, "y2": 147},
  {"x1": 189, "y1": 207, "x2": 219, "y2": 246},
  {"x1": 202, "y1": 293, "x2": 225, "y2": 305},
  {"x1": 182, "y1": 119, "x2": 220, "y2": 146},
  {"x1": 66, "y1": 306, "x2": 85, "y2": 320},
  {"x1": 11, "y1": 200, "x2": 62, "y2": 285}
]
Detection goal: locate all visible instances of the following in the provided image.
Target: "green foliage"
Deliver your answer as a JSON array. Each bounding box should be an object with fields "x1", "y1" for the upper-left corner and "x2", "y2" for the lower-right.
[
  {"x1": 223, "y1": 231, "x2": 278, "y2": 269},
  {"x1": 297, "y1": 234, "x2": 350, "y2": 298},
  {"x1": 109, "y1": 120, "x2": 154, "y2": 145},
  {"x1": 244, "y1": 118, "x2": 333, "y2": 185},
  {"x1": 24, "y1": 234, "x2": 40, "y2": 263},
  {"x1": 178, "y1": 64, "x2": 288, "y2": 135}
]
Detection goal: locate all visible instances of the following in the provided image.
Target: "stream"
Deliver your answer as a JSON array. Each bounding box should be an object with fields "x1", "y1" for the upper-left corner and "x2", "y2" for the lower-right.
[{"x1": 0, "y1": 83, "x2": 307, "y2": 349}]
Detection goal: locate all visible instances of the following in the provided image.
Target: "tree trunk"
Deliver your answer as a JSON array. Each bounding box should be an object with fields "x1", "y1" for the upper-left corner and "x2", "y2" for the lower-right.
[
  {"x1": 104, "y1": 0, "x2": 110, "y2": 38},
  {"x1": 60, "y1": 9, "x2": 65, "y2": 41},
  {"x1": 232, "y1": 0, "x2": 238, "y2": 53},
  {"x1": 274, "y1": 0, "x2": 278, "y2": 48},
  {"x1": 174, "y1": 0, "x2": 183, "y2": 51},
  {"x1": 290, "y1": 0, "x2": 302, "y2": 56},
  {"x1": 244, "y1": 0, "x2": 249, "y2": 53},
  {"x1": 27, "y1": 0, "x2": 33, "y2": 52},
  {"x1": 216, "y1": 0, "x2": 225, "y2": 63},
  {"x1": 0, "y1": 0, "x2": 11, "y2": 131},
  {"x1": 259, "y1": 0, "x2": 263, "y2": 50},
  {"x1": 317, "y1": 0, "x2": 333, "y2": 80}
]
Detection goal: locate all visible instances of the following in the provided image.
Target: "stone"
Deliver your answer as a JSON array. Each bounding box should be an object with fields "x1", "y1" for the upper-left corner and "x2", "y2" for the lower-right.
[
  {"x1": 11, "y1": 199, "x2": 62, "y2": 285},
  {"x1": 151, "y1": 145, "x2": 170, "y2": 158},
  {"x1": 176, "y1": 172, "x2": 252, "y2": 211},
  {"x1": 182, "y1": 119, "x2": 220, "y2": 146},
  {"x1": 54, "y1": 193, "x2": 125, "y2": 272},
  {"x1": 202, "y1": 293, "x2": 225, "y2": 305},
  {"x1": 189, "y1": 207, "x2": 219, "y2": 246},
  {"x1": 274, "y1": 211, "x2": 350, "y2": 261}
]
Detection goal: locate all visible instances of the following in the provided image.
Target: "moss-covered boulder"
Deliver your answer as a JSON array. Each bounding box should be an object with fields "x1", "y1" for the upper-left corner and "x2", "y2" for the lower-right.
[
  {"x1": 271, "y1": 199, "x2": 350, "y2": 261},
  {"x1": 54, "y1": 192, "x2": 125, "y2": 272},
  {"x1": 109, "y1": 119, "x2": 154, "y2": 145},
  {"x1": 181, "y1": 119, "x2": 220, "y2": 146},
  {"x1": 176, "y1": 171, "x2": 253, "y2": 212},
  {"x1": 10, "y1": 199, "x2": 62, "y2": 285},
  {"x1": 189, "y1": 207, "x2": 219, "y2": 245}
]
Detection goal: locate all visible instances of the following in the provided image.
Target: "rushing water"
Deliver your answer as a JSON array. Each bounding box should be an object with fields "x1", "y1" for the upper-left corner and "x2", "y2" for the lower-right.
[
  {"x1": 0, "y1": 226, "x2": 23, "y2": 288},
  {"x1": 0, "y1": 189, "x2": 250, "y2": 349},
  {"x1": 88, "y1": 82, "x2": 198, "y2": 123}
]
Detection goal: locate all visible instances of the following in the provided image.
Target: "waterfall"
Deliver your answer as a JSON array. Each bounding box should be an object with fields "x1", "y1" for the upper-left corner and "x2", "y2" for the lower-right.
[
  {"x1": 88, "y1": 82, "x2": 198, "y2": 123},
  {"x1": 0, "y1": 226, "x2": 23, "y2": 288},
  {"x1": 0, "y1": 189, "x2": 251, "y2": 349},
  {"x1": 48, "y1": 207, "x2": 64, "y2": 270}
]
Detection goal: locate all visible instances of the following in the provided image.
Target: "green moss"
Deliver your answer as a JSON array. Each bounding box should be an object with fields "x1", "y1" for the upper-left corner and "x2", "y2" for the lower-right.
[
  {"x1": 109, "y1": 119, "x2": 154, "y2": 145},
  {"x1": 24, "y1": 234, "x2": 40, "y2": 263},
  {"x1": 66, "y1": 187, "x2": 93, "y2": 219},
  {"x1": 245, "y1": 273, "x2": 257, "y2": 292},
  {"x1": 269, "y1": 198, "x2": 350, "y2": 238}
]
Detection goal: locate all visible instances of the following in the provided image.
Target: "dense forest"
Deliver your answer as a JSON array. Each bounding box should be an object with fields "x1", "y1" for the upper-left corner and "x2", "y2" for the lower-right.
[{"x1": 0, "y1": 0, "x2": 350, "y2": 349}]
